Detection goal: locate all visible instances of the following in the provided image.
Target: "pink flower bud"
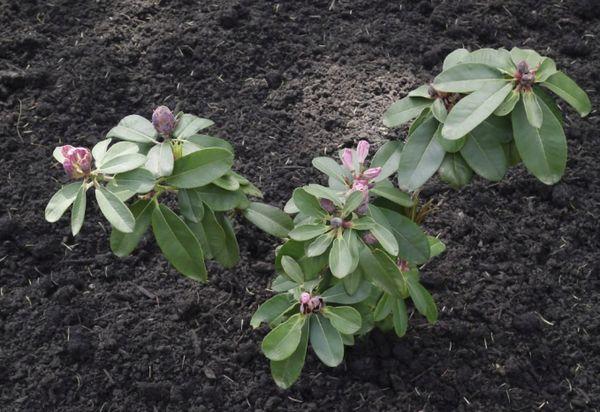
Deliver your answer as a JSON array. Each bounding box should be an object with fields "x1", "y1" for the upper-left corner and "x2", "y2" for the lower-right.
[
  {"x1": 320, "y1": 198, "x2": 336, "y2": 214},
  {"x1": 57, "y1": 145, "x2": 92, "y2": 179},
  {"x1": 362, "y1": 232, "x2": 378, "y2": 245},
  {"x1": 341, "y1": 148, "x2": 354, "y2": 171},
  {"x1": 300, "y1": 292, "x2": 311, "y2": 304},
  {"x1": 356, "y1": 140, "x2": 370, "y2": 164},
  {"x1": 310, "y1": 296, "x2": 324, "y2": 312},
  {"x1": 362, "y1": 167, "x2": 382, "y2": 180},
  {"x1": 351, "y1": 180, "x2": 370, "y2": 193},
  {"x1": 152, "y1": 106, "x2": 176, "y2": 137}
]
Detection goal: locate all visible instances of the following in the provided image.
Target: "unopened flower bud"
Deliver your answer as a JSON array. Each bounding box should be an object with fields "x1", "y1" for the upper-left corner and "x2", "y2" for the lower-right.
[
  {"x1": 397, "y1": 259, "x2": 410, "y2": 272},
  {"x1": 330, "y1": 217, "x2": 343, "y2": 228},
  {"x1": 299, "y1": 293, "x2": 324, "y2": 314},
  {"x1": 516, "y1": 60, "x2": 530, "y2": 74},
  {"x1": 362, "y1": 167, "x2": 382, "y2": 180},
  {"x1": 300, "y1": 292, "x2": 311, "y2": 304},
  {"x1": 341, "y1": 148, "x2": 354, "y2": 171},
  {"x1": 352, "y1": 180, "x2": 370, "y2": 193},
  {"x1": 356, "y1": 140, "x2": 370, "y2": 164},
  {"x1": 362, "y1": 232, "x2": 378, "y2": 245},
  {"x1": 58, "y1": 145, "x2": 92, "y2": 179},
  {"x1": 320, "y1": 198, "x2": 336, "y2": 214},
  {"x1": 152, "y1": 106, "x2": 176, "y2": 137},
  {"x1": 310, "y1": 296, "x2": 324, "y2": 312}
]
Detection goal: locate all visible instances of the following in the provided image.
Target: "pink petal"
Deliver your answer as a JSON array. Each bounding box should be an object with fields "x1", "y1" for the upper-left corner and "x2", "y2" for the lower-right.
[
  {"x1": 356, "y1": 140, "x2": 370, "y2": 163},
  {"x1": 362, "y1": 167, "x2": 382, "y2": 180},
  {"x1": 341, "y1": 148, "x2": 354, "y2": 171}
]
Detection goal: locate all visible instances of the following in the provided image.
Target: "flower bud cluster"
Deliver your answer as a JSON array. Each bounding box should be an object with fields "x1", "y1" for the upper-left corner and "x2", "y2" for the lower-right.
[
  {"x1": 300, "y1": 292, "x2": 324, "y2": 314},
  {"x1": 515, "y1": 60, "x2": 535, "y2": 91},
  {"x1": 340, "y1": 140, "x2": 382, "y2": 215},
  {"x1": 57, "y1": 145, "x2": 92, "y2": 179},
  {"x1": 428, "y1": 84, "x2": 461, "y2": 111}
]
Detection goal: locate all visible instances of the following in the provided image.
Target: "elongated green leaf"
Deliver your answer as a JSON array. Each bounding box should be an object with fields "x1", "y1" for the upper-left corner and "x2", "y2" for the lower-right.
[
  {"x1": 392, "y1": 298, "x2": 408, "y2": 337},
  {"x1": 428, "y1": 236, "x2": 446, "y2": 258},
  {"x1": 281, "y1": 256, "x2": 304, "y2": 284},
  {"x1": 152, "y1": 204, "x2": 206, "y2": 280},
  {"x1": 431, "y1": 98, "x2": 447, "y2": 122},
  {"x1": 107, "y1": 115, "x2": 158, "y2": 143},
  {"x1": 397, "y1": 115, "x2": 444, "y2": 192},
  {"x1": 408, "y1": 84, "x2": 432, "y2": 98},
  {"x1": 177, "y1": 189, "x2": 205, "y2": 223},
  {"x1": 329, "y1": 236, "x2": 353, "y2": 278},
  {"x1": 343, "y1": 266, "x2": 363, "y2": 295},
  {"x1": 289, "y1": 224, "x2": 330, "y2": 241},
  {"x1": 435, "y1": 123, "x2": 465, "y2": 153},
  {"x1": 494, "y1": 90, "x2": 520, "y2": 116},
  {"x1": 307, "y1": 231, "x2": 335, "y2": 257},
  {"x1": 408, "y1": 109, "x2": 432, "y2": 136},
  {"x1": 242, "y1": 202, "x2": 293, "y2": 238},
  {"x1": 214, "y1": 213, "x2": 240, "y2": 268},
  {"x1": 535, "y1": 57, "x2": 557, "y2": 82},
  {"x1": 504, "y1": 141, "x2": 521, "y2": 167},
  {"x1": 309, "y1": 314, "x2": 344, "y2": 367},
  {"x1": 270, "y1": 320, "x2": 309, "y2": 389},
  {"x1": 370, "y1": 224, "x2": 399, "y2": 256},
  {"x1": 442, "y1": 82, "x2": 513, "y2": 140},
  {"x1": 321, "y1": 281, "x2": 371, "y2": 304},
  {"x1": 312, "y1": 157, "x2": 347, "y2": 184},
  {"x1": 433, "y1": 63, "x2": 505, "y2": 93},
  {"x1": 462, "y1": 48, "x2": 514, "y2": 73},
  {"x1": 512, "y1": 99, "x2": 567, "y2": 184},
  {"x1": 439, "y1": 153, "x2": 473, "y2": 189},
  {"x1": 173, "y1": 114, "x2": 214, "y2": 139},
  {"x1": 187, "y1": 134, "x2": 233, "y2": 153},
  {"x1": 262, "y1": 314, "x2": 305, "y2": 361},
  {"x1": 97, "y1": 153, "x2": 146, "y2": 175},
  {"x1": 407, "y1": 278, "x2": 438, "y2": 323},
  {"x1": 460, "y1": 131, "x2": 507, "y2": 182},
  {"x1": 304, "y1": 184, "x2": 343, "y2": 206},
  {"x1": 523, "y1": 91, "x2": 543, "y2": 128},
  {"x1": 370, "y1": 184, "x2": 413, "y2": 207},
  {"x1": 70, "y1": 185, "x2": 87, "y2": 236},
  {"x1": 112, "y1": 168, "x2": 155, "y2": 195},
  {"x1": 374, "y1": 293, "x2": 393, "y2": 322},
  {"x1": 383, "y1": 97, "x2": 432, "y2": 128},
  {"x1": 442, "y1": 48, "x2": 469, "y2": 70},
  {"x1": 192, "y1": 184, "x2": 246, "y2": 211},
  {"x1": 292, "y1": 188, "x2": 327, "y2": 218},
  {"x1": 212, "y1": 173, "x2": 240, "y2": 191},
  {"x1": 542, "y1": 71, "x2": 591, "y2": 117},
  {"x1": 45, "y1": 182, "x2": 81, "y2": 223},
  {"x1": 533, "y1": 86, "x2": 563, "y2": 125},
  {"x1": 165, "y1": 148, "x2": 233, "y2": 189},
  {"x1": 323, "y1": 306, "x2": 362, "y2": 335},
  {"x1": 251, "y1": 294, "x2": 296, "y2": 328},
  {"x1": 92, "y1": 138, "x2": 112, "y2": 164},
  {"x1": 95, "y1": 186, "x2": 135, "y2": 233},
  {"x1": 510, "y1": 47, "x2": 543, "y2": 68},
  {"x1": 371, "y1": 141, "x2": 403, "y2": 181},
  {"x1": 110, "y1": 199, "x2": 153, "y2": 257},
  {"x1": 342, "y1": 191, "x2": 365, "y2": 216},
  {"x1": 357, "y1": 247, "x2": 400, "y2": 297},
  {"x1": 377, "y1": 207, "x2": 430, "y2": 264},
  {"x1": 477, "y1": 115, "x2": 514, "y2": 144},
  {"x1": 145, "y1": 142, "x2": 174, "y2": 177}
]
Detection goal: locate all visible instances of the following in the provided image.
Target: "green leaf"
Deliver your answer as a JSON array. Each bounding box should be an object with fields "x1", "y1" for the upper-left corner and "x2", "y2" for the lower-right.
[
  {"x1": 397, "y1": 115, "x2": 444, "y2": 192},
  {"x1": 329, "y1": 236, "x2": 354, "y2": 278},
  {"x1": 200, "y1": 207, "x2": 226, "y2": 259},
  {"x1": 504, "y1": 142, "x2": 521, "y2": 167},
  {"x1": 460, "y1": 130, "x2": 507, "y2": 182},
  {"x1": 165, "y1": 148, "x2": 233, "y2": 189},
  {"x1": 152, "y1": 204, "x2": 207, "y2": 280},
  {"x1": 112, "y1": 168, "x2": 155, "y2": 195},
  {"x1": 292, "y1": 188, "x2": 327, "y2": 219},
  {"x1": 494, "y1": 90, "x2": 520, "y2": 117},
  {"x1": 312, "y1": 157, "x2": 347, "y2": 184},
  {"x1": 442, "y1": 48, "x2": 469, "y2": 70},
  {"x1": 442, "y1": 82, "x2": 513, "y2": 140},
  {"x1": 408, "y1": 84, "x2": 433, "y2": 98},
  {"x1": 510, "y1": 47, "x2": 543, "y2": 69},
  {"x1": 407, "y1": 278, "x2": 438, "y2": 323},
  {"x1": 435, "y1": 123, "x2": 465, "y2": 153},
  {"x1": 377, "y1": 207, "x2": 430, "y2": 264},
  {"x1": 177, "y1": 189, "x2": 205, "y2": 223},
  {"x1": 144, "y1": 142, "x2": 174, "y2": 177},
  {"x1": 91, "y1": 138, "x2": 112, "y2": 164},
  {"x1": 323, "y1": 306, "x2": 362, "y2": 335},
  {"x1": 478, "y1": 115, "x2": 514, "y2": 144},
  {"x1": 370, "y1": 184, "x2": 413, "y2": 207},
  {"x1": 304, "y1": 184, "x2": 343, "y2": 206},
  {"x1": 342, "y1": 191, "x2": 365, "y2": 216},
  {"x1": 428, "y1": 236, "x2": 446, "y2": 258},
  {"x1": 392, "y1": 298, "x2": 408, "y2": 337},
  {"x1": 340, "y1": 333, "x2": 355, "y2": 346},
  {"x1": 95, "y1": 186, "x2": 135, "y2": 233},
  {"x1": 192, "y1": 185, "x2": 246, "y2": 211},
  {"x1": 45, "y1": 182, "x2": 81, "y2": 223},
  {"x1": 262, "y1": 313, "x2": 305, "y2": 361},
  {"x1": 373, "y1": 293, "x2": 393, "y2": 322},
  {"x1": 370, "y1": 224, "x2": 399, "y2": 256},
  {"x1": 251, "y1": 294, "x2": 296, "y2": 328},
  {"x1": 281, "y1": 256, "x2": 305, "y2": 284},
  {"x1": 370, "y1": 141, "x2": 403, "y2": 181},
  {"x1": 438, "y1": 153, "x2": 474, "y2": 189},
  {"x1": 542, "y1": 71, "x2": 591, "y2": 117},
  {"x1": 321, "y1": 281, "x2": 371, "y2": 304},
  {"x1": 523, "y1": 91, "x2": 543, "y2": 128},
  {"x1": 242, "y1": 202, "x2": 293, "y2": 238},
  {"x1": 533, "y1": 86, "x2": 563, "y2": 125},
  {"x1": 110, "y1": 200, "x2": 153, "y2": 257},
  {"x1": 462, "y1": 48, "x2": 514, "y2": 73},
  {"x1": 433, "y1": 63, "x2": 505, "y2": 93},
  {"x1": 173, "y1": 114, "x2": 214, "y2": 139},
  {"x1": 512, "y1": 98, "x2": 567, "y2": 184},
  {"x1": 309, "y1": 314, "x2": 344, "y2": 367},
  {"x1": 535, "y1": 57, "x2": 557, "y2": 82},
  {"x1": 382, "y1": 97, "x2": 432, "y2": 128},
  {"x1": 212, "y1": 173, "x2": 240, "y2": 191},
  {"x1": 408, "y1": 109, "x2": 432, "y2": 136},
  {"x1": 289, "y1": 224, "x2": 330, "y2": 241},
  {"x1": 431, "y1": 98, "x2": 447, "y2": 122},
  {"x1": 270, "y1": 320, "x2": 309, "y2": 389},
  {"x1": 70, "y1": 185, "x2": 87, "y2": 236},
  {"x1": 307, "y1": 231, "x2": 335, "y2": 257},
  {"x1": 107, "y1": 115, "x2": 158, "y2": 144},
  {"x1": 213, "y1": 213, "x2": 240, "y2": 268},
  {"x1": 187, "y1": 134, "x2": 234, "y2": 153},
  {"x1": 186, "y1": 219, "x2": 212, "y2": 259},
  {"x1": 343, "y1": 266, "x2": 363, "y2": 295},
  {"x1": 96, "y1": 143, "x2": 147, "y2": 174}
]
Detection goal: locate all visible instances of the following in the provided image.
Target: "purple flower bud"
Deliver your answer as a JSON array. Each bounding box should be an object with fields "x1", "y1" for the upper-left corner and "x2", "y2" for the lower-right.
[
  {"x1": 320, "y1": 198, "x2": 336, "y2": 214},
  {"x1": 516, "y1": 60, "x2": 530, "y2": 74},
  {"x1": 362, "y1": 232, "x2": 378, "y2": 245},
  {"x1": 330, "y1": 217, "x2": 343, "y2": 228},
  {"x1": 152, "y1": 106, "x2": 176, "y2": 137},
  {"x1": 299, "y1": 293, "x2": 324, "y2": 314},
  {"x1": 356, "y1": 201, "x2": 369, "y2": 216},
  {"x1": 362, "y1": 167, "x2": 382, "y2": 180},
  {"x1": 341, "y1": 148, "x2": 354, "y2": 171},
  {"x1": 356, "y1": 140, "x2": 370, "y2": 164},
  {"x1": 310, "y1": 296, "x2": 324, "y2": 312},
  {"x1": 397, "y1": 259, "x2": 410, "y2": 272},
  {"x1": 300, "y1": 292, "x2": 311, "y2": 304},
  {"x1": 57, "y1": 145, "x2": 92, "y2": 179},
  {"x1": 351, "y1": 180, "x2": 369, "y2": 193}
]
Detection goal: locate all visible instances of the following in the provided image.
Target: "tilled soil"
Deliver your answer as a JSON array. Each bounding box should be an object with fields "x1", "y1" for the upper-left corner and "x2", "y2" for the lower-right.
[{"x1": 1, "y1": 0, "x2": 599, "y2": 411}]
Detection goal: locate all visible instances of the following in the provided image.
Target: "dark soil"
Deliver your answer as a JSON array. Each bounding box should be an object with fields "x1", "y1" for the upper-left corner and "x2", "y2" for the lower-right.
[{"x1": 1, "y1": 0, "x2": 599, "y2": 411}]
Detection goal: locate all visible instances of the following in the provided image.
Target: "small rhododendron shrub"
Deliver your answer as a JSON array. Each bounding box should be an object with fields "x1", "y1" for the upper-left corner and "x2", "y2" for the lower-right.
[
  {"x1": 45, "y1": 107, "x2": 292, "y2": 281},
  {"x1": 383, "y1": 47, "x2": 591, "y2": 189},
  {"x1": 251, "y1": 141, "x2": 445, "y2": 388}
]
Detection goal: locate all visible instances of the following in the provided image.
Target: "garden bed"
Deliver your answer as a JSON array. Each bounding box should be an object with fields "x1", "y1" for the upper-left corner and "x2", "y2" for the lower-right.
[{"x1": 1, "y1": 0, "x2": 599, "y2": 410}]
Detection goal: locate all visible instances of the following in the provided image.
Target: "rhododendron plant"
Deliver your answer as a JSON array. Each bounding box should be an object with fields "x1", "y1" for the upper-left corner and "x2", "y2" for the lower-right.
[
  {"x1": 45, "y1": 107, "x2": 292, "y2": 281},
  {"x1": 252, "y1": 141, "x2": 444, "y2": 388}
]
